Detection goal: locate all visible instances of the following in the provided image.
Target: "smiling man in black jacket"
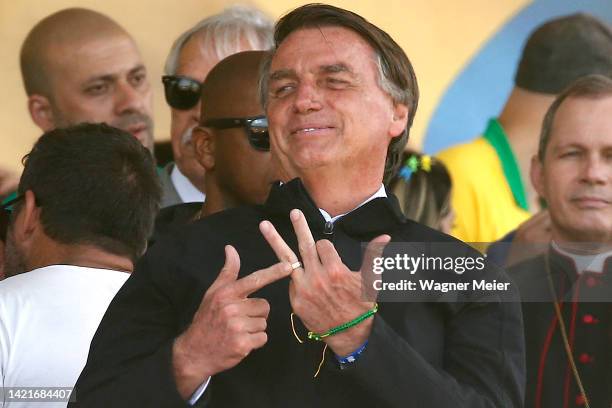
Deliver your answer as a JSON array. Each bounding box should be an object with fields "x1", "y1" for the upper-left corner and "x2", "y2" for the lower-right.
[{"x1": 70, "y1": 4, "x2": 525, "y2": 407}]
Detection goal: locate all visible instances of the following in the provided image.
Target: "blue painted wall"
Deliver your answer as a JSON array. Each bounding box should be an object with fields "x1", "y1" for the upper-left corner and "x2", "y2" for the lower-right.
[{"x1": 424, "y1": 0, "x2": 612, "y2": 154}]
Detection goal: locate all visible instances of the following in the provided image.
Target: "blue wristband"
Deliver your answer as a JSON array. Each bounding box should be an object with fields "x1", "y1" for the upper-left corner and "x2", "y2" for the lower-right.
[{"x1": 335, "y1": 340, "x2": 368, "y2": 368}]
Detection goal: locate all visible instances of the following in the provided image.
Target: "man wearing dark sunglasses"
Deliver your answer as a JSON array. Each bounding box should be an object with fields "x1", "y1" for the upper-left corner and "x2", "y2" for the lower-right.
[
  {"x1": 20, "y1": 8, "x2": 155, "y2": 153},
  {"x1": 150, "y1": 51, "x2": 274, "y2": 245},
  {"x1": 159, "y1": 5, "x2": 273, "y2": 208}
]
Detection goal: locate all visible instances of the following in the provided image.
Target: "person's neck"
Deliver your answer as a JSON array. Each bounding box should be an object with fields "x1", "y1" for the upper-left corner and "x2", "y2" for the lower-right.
[
  {"x1": 27, "y1": 241, "x2": 133, "y2": 273},
  {"x1": 293, "y1": 170, "x2": 383, "y2": 218},
  {"x1": 498, "y1": 87, "x2": 555, "y2": 211},
  {"x1": 200, "y1": 177, "x2": 235, "y2": 218},
  {"x1": 552, "y1": 231, "x2": 612, "y2": 256}
]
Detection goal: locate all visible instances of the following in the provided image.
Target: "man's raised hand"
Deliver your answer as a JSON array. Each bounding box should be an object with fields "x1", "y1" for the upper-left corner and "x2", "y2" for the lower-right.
[
  {"x1": 172, "y1": 245, "x2": 292, "y2": 399},
  {"x1": 259, "y1": 209, "x2": 390, "y2": 356}
]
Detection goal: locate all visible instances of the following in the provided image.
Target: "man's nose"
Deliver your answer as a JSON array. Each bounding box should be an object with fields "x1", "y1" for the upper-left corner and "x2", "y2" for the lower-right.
[
  {"x1": 292, "y1": 82, "x2": 322, "y2": 114},
  {"x1": 581, "y1": 153, "x2": 609, "y2": 185},
  {"x1": 114, "y1": 80, "x2": 148, "y2": 114}
]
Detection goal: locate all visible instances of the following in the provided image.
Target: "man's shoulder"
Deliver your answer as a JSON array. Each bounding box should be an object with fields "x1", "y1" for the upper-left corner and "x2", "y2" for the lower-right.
[
  {"x1": 0, "y1": 266, "x2": 128, "y2": 298},
  {"x1": 157, "y1": 163, "x2": 182, "y2": 208},
  {"x1": 507, "y1": 255, "x2": 545, "y2": 279},
  {"x1": 506, "y1": 254, "x2": 548, "y2": 296},
  {"x1": 150, "y1": 202, "x2": 202, "y2": 246},
  {"x1": 149, "y1": 205, "x2": 267, "y2": 256},
  {"x1": 0, "y1": 269, "x2": 50, "y2": 312}
]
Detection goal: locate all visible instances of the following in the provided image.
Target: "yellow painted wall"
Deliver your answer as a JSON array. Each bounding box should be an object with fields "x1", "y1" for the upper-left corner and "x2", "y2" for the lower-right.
[{"x1": 0, "y1": 0, "x2": 528, "y2": 173}]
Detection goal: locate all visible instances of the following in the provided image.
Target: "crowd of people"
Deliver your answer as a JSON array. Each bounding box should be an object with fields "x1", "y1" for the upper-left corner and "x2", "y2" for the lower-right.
[{"x1": 0, "y1": 3, "x2": 610, "y2": 408}]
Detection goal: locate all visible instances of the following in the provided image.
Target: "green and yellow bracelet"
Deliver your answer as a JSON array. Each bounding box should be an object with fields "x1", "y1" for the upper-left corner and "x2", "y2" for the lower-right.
[{"x1": 307, "y1": 303, "x2": 379, "y2": 341}]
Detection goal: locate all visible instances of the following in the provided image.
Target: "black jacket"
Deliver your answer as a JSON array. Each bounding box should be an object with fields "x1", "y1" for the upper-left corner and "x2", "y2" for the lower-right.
[
  {"x1": 508, "y1": 249, "x2": 612, "y2": 408},
  {"x1": 70, "y1": 179, "x2": 525, "y2": 407}
]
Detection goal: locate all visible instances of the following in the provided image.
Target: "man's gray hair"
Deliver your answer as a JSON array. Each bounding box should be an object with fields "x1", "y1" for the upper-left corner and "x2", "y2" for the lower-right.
[{"x1": 164, "y1": 5, "x2": 274, "y2": 75}]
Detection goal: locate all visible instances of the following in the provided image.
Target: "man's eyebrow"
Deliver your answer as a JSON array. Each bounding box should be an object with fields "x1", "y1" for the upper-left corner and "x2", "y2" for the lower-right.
[
  {"x1": 269, "y1": 64, "x2": 356, "y2": 81},
  {"x1": 129, "y1": 64, "x2": 147, "y2": 75},
  {"x1": 82, "y1": 74, "x2": 116, "y2": 85},
  {"x1": 320, "y1": 63, "x2": 354, "y2": 75},
  {"x1": 269, "y1": 69, "x2": 297, "y2": 82},
  {"x1": 83, "y1": 64, "x2": 146, "y2": 85},
  {"x1": 553, "y1": 142, "x2": 585, "y2": 151}
]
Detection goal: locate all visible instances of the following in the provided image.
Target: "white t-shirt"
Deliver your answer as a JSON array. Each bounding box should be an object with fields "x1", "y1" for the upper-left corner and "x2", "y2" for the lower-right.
[{"x1": 0, "y1": 265, "x2": 129, "y2": 407}]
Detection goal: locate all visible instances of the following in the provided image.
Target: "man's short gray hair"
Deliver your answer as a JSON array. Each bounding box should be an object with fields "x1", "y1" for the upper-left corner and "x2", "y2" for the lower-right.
[{"x1": 164, "y1": 5, "x2": 274, "y2": 75}]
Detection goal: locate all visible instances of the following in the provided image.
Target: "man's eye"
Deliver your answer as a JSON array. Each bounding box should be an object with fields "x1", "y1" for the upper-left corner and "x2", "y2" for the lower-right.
[
  {"x1": 130, "y1": 73, "x2": 147, "y2": 87},
  {"x1": 85, "y1": 83, "x2": 108, "y2": 95},
  {"x1": 326, "y1": 77, "x2": 349, "y2": 87},
  {"x1": 272, "y1": 85, "x2": 294, "y2": 97},
  {"x1": 560, "y1": 151, "x2": 580, "y2": 158}
]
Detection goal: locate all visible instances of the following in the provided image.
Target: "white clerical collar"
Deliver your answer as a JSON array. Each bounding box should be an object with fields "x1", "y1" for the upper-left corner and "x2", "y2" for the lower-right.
[
  {"x1": 551, "y1": 241, "x2": 612, "y2": 274},
  {"x1": 170, "y1": 164, "x2": 206, "y2": 203},
  {"x1": 319, "y1": 184, "x2": 387, "y2": 223}
]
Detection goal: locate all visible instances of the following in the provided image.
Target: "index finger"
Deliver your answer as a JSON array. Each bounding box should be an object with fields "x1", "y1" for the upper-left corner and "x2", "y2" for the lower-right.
[
  {"x1": 260, "y1": 220, "x2": 299, "y2": 263},
  {"x1": 231, "y1": 261, "x2": 293, "y2": 298}
]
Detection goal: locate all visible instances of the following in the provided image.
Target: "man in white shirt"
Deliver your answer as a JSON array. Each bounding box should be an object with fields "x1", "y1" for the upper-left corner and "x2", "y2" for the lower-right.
[
  {"x1": 159, "y1": 5, "x2": 273, "y2": 207},
  {"x1": 0, "y1": 123, "x2": 161, "y2": 407}
]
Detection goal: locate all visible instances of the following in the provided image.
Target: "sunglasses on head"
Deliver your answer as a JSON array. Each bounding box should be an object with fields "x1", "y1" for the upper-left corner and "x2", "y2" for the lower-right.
[
  {"x1": 0, "y1": 195, "x2": 23, "y2": 243},
  {"x1": 201, "y1": 116, "x2": 270, "y2": 151},
  {"x1": 162, "y1": 75, "x2": 202, "y2": 110}
]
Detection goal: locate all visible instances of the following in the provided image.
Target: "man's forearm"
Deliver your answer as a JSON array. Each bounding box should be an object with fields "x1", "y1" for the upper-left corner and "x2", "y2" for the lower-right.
[{"x1": 172, "y1": 334, "x2": 213, "y2": 400}]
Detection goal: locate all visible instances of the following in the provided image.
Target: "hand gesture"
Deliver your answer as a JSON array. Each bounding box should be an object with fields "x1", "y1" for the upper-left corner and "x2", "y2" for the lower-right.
[
  {"x1": 173, "y1": 245, "x2": 292, "y2": 398},
  {"x1": 260, "y1": 209, "x2": 389, "y2": 356}
]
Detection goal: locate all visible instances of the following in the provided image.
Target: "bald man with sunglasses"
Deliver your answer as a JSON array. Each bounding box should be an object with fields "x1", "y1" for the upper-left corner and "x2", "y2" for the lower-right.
[
  {"x1": 151, "y1": 51, "x2": 274, "y2": 245},
  {"x1": 159, "y1": 5, "x2": 273, "y2": 208}
]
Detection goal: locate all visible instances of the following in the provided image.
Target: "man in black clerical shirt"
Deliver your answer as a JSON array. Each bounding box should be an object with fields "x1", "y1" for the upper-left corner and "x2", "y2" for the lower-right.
[
  {"x1": 509, "y1": 74, "x2": 612, "y2": 408},
  {"x1": 71, "y1": 4, "x2": 525, "y2": 407}
]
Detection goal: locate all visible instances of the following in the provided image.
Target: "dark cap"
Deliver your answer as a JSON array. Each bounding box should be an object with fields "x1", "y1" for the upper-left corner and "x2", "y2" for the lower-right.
[{"x1": 515, "y1": 13, "x2": 612, "y2": 94}]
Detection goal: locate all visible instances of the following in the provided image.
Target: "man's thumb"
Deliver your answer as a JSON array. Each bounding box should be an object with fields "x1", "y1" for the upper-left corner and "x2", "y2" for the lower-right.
[{"x1": 213, "y1": 245, "x2": 241, "y2": 287}]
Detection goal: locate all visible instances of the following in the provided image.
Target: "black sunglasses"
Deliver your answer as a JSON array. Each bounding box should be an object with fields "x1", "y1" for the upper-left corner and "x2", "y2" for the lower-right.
[
  {"x1": 162, "y1": 75, "x2": 203, "y2": 110},
  {"x1": 201, "y1": 116, "x2": 270, "y2": 151},
  {"x1": 0, "y1": 195, "x2": 23, "y2": 243}
]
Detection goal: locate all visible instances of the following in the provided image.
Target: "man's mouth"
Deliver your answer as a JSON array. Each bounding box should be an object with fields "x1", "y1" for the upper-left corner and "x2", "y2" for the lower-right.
[
  {"x1": 126, "y1": 124, "x2": 148, "y2": 141},
  {"x1": 290, "y1": 126, "x2": 334, "y2": 136},
  {"x1": 571, "y1": 196, "x2": 611, "y2": 209}
]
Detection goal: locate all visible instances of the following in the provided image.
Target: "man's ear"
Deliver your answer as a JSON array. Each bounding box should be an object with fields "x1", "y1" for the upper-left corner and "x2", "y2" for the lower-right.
[
  {"x1": 389, "y1": 103, "x2": 409, "y2": 139},
  {"x1": 12, "y1": 190, "x2": 42, "y2": 247},
  {"x1": 530, "y1": 155, "x2": 546, "y2": 200},
  {"x1": 192, "y1": 127, "x2": 216, "y2": 171},
  {"x1": 179, "y1": 137, "x2": 198, "y2": 161},
  {"x1": 27, "y1": 94, "x2": 56, "y2": 131}
]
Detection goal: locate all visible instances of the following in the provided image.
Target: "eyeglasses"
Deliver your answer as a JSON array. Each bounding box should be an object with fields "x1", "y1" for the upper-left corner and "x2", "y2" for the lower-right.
[
  {"x1": 201, "y1": 116, "x2": 270, "y2": 151},
  {"x1": 162, "y1": 75, "x2": 202, "y2": 110},
  {"x1": 0, "y1": 195, "x2": 22, "y2": 243}
]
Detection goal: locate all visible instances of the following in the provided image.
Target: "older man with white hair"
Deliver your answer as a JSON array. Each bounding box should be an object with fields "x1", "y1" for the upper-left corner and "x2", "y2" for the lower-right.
[{"x1": 159, "y1": 5, "x2": 273, "y2": 207}]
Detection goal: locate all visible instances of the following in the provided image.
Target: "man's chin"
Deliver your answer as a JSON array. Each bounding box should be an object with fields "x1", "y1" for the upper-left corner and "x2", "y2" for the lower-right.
[{"x1": 561, "y1": 222, "x2": 612, "y2": 244}]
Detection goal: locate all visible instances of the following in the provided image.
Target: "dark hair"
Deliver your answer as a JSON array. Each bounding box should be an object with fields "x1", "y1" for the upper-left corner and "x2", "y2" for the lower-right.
[
  {"x1": 261, "y1": 3, "x2": 419, "y2": 184},
  {"x1": 516, "y1": 13, "x2": 612, "y2": 94},
  {"x1": 16, "y1": 123, "x2": 161, "y2": 261},
  {"x1": 388, "y1": 150, "x2": 452, "y2": 230},
  {"x1": 539, "y1": 74, "x2": 612, "y2": 161}
]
